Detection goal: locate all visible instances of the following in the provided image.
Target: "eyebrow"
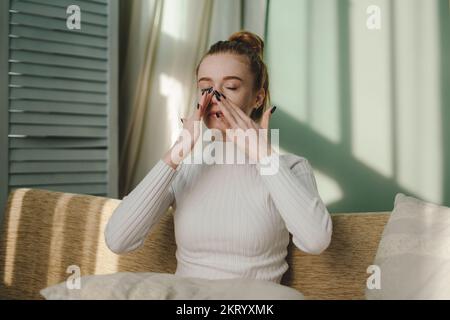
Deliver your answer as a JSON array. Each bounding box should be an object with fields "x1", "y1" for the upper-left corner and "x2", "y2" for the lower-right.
[{"x1": 198, "y1": 76, "x2": 243, "y2": 82}]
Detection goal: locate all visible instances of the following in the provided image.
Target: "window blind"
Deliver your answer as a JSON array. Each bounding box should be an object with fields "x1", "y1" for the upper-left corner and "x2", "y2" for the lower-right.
[{"x1": 6, "y1": 0, "x2": 117, "y2": 197}]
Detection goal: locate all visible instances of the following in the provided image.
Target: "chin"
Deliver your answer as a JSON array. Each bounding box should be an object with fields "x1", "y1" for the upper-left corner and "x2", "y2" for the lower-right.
[
  {"x1": 203, "y1": 118, "x2": 219, "y2": 129},
  {"x1": 203, "y1": 118, "x2": 226, "y2": 134}
]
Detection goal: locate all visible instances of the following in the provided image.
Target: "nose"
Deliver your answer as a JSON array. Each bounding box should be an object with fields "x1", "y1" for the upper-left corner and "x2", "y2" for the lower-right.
[
  {"x1": 201, "y1": 86, "x2": 213, "y2": 95},
  {"x1": 210, "y1": 88, "x2": 225, "y2": 101},
  {"x1": 211, "y1": 92, "x2": 220, "y2": 104},
  {"x1": 204, "y1": 87, "x2": 221, "y2": 105}
]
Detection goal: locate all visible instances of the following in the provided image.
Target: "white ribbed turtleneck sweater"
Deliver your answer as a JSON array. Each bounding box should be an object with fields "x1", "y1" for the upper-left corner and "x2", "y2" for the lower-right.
[{"x1": 104, "y1": 139, "x2": 332, "y2": 283}]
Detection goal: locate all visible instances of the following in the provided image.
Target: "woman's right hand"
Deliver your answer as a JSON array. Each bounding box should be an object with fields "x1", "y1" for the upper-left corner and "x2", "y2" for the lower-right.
[{"x1": 163, "y1": 88, "x2": 214, "y2": 169}]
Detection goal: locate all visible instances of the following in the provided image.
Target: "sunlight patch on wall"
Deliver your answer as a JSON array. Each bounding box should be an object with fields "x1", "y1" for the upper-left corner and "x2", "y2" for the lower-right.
[
  {"x1": 394, "y1": 0, "x2": 443, "y2": 204},
  {"x1": 350, "y1": 0, "x2": 393, "y2": 178},
  {"x1": 266, "y1": 0, "x2": 341, "y2": 144},
  {"x1": 313, "y1": 169, "x2": 344, "y2": 207},
  {"x1": 308, "y1": 0, "x2": 341, "y2": 144},
  {"x1": 266, "y1": 0, "x2": 309, "y2": 122}
]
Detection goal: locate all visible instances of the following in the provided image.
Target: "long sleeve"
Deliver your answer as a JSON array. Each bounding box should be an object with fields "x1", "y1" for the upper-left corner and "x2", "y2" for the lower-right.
[
  {"x1": 104, "y1": 159, "x2": 179, "y2": 254},
  {"x1": 256, "y1": 153, "x2": 333, "y2": 255}
]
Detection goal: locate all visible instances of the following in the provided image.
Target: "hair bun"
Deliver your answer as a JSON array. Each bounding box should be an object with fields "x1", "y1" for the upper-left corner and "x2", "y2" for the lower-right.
[{"x1": 228, "y1": 31, "x2": 264, "y2": 59}]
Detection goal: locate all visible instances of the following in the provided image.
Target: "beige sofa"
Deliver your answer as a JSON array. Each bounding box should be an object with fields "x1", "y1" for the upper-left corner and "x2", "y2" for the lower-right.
[{"x1": 0, "y1": 188, "x2": 390, "y2": 300}]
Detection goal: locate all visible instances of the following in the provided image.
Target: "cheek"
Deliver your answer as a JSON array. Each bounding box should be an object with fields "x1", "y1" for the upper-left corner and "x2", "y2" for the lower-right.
[
  {"x1": 241, "y1": 97, "x2": 256, "y2": 116},
  {"x1": 229, "y1": 91, "x2": 253, "y2": 111}
]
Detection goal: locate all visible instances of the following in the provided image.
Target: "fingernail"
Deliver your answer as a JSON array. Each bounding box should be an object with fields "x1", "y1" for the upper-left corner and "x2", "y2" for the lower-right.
[
  {"x1": 208, "y1": 87, "x2": 213, "y2": 93},
  {"x1": 220, "y1": 92, "x2": 226, "y2": 99},
  {"x1": 270, "y1": 106, "x2": 277, "y2": 114},
  {"x1": 202, "y1": 90, "x2": 206, "y2": 96},
  {"x1": 180, "y1": 118, "x2": 184, "y2": 123},
  {"x1": 197, "y1": 103, "x2": 200, "y2": 109},
  {"x1": 214, "y1": 90, "x2": 221, "y2": 101}
]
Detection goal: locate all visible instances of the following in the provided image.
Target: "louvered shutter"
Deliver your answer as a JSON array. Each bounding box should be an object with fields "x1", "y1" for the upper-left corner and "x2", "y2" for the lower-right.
[{"x1": 4, "y1": 0, "x2": 118, "y2": 200}]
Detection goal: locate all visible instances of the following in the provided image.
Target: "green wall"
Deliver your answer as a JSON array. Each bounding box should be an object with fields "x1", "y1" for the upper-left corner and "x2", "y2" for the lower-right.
[{"x1": 266, "y1": 0, "x2": 450, "y2": 213}]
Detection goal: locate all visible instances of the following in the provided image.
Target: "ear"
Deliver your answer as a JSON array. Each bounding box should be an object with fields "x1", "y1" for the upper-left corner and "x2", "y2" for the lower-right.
[{"x1": 254, "y1": 88, "x2": 265, "y2": 107}]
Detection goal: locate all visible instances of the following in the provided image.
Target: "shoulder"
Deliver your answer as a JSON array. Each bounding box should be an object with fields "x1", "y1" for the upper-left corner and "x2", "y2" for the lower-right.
[{"x1": 279, "y1": 153, "x2": 313, "y2": 173}]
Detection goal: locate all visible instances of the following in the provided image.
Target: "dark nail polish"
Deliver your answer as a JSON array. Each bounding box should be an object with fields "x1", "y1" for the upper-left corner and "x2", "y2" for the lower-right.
[
  {"x1": 215, "y1": 90, "x2": 225, "y2": 99},
  {"x1": 202, "y1": 90, "x2": 206, "y2": 95},
  {"x1": 208, "y1": 87, "x2": 213, "y2": 93},
  {"x1": 214, "y1": 90, "x2": 221, "y2": 101},
  {"x1": 271, "y1": 106, "x2": 277, "y2": 114},
  {"x1": 180, "y1": 118, "x2": 184, "y2": 123},
  {"x1": 197, "y1": 103, "x2": 200, "y2": 109}
]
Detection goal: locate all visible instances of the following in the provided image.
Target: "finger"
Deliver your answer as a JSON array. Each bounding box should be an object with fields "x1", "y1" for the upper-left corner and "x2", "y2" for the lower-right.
[
  {"x1": 260, "y1": 105, "x2": 275, "y2": 130},
  {"x1": 211, "y1": 90, "x2": 236, "y2": 124},
  {"x1": 233, "y1": 104, "x2": 257, "y2": 130},
  {"x1": 193, "y1": 87, "x2": 213, "y2": 119},
  {"x1": 192, "y1": 102, "x2": 201, "y2": 121},
  {"x1": 214, "y1": 90, "x2": 253, "y2": 130},
  {"x1": 219, "y1": 99, "x2": 248, "y2": 129},
  {"x1": 216, "y1": 98, "x2": 238, "y2": 128},
  {"x1": 217, "y1": 91, "x2": 258, "y2": 129},
  {"x1": 217, "y1": 110, "x2": 232, "y2": 129},
  {"x1": 201, "y1": 87, "x2": 215, "y2": 115},
  {"x1": 221, "y1": 96, "x2": 251, "y2": 127}
]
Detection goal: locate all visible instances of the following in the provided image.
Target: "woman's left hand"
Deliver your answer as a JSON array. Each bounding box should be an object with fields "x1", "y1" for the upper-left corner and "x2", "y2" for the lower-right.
[{"x1": 215, "y1": 91, "x2": 276, "y2": 163}]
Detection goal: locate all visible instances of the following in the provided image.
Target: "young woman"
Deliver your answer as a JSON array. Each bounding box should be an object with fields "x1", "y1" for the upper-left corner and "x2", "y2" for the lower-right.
[{"x1": 105, "y1": 31, "x2": 332, "y2": 284}]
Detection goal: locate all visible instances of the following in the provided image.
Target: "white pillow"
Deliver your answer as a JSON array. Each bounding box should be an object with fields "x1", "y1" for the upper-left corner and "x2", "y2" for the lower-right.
[
  {"x1": 366, "y1": 193, "x2": 450, "y2": 299},
  {"x1": 40, "y1": 272, "x2": 304, "y2": 300}
]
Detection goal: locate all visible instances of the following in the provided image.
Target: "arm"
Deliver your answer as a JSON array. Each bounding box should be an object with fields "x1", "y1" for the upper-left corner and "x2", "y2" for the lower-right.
[
  {"x1": 104, "y1": 158, "x2": 179, "y2": 254},
  {"x1": 256, "y1": 153, "x2": 333, "y2": 255},
  {"x1": 104, "y1": 87, "x2": 212, "y2": 254}
]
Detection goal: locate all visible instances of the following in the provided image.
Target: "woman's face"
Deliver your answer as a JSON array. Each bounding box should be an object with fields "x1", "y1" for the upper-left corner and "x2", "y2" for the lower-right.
[{"x1": 197, "y1": 53, "x2": 264, "y2": 133}]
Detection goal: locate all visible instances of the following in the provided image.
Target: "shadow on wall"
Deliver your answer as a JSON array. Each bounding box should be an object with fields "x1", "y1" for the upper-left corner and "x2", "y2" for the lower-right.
[
  {"x1": 269, "y1": 0, "x2": 450, "y2": 213},
  {"x1": 271, "y1": 109, "x2": 422, "y2": 213}
]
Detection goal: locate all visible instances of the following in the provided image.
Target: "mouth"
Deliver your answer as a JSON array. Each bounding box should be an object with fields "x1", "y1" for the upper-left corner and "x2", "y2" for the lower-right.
[{"x1": 208, "y1": 111, "x2": 223, "y2": 118}]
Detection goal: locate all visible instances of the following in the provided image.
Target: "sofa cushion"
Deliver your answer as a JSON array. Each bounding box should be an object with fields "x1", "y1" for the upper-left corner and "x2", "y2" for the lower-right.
[{"x1": 366, "y1": 193, "x2": 450, "y2": 299}]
